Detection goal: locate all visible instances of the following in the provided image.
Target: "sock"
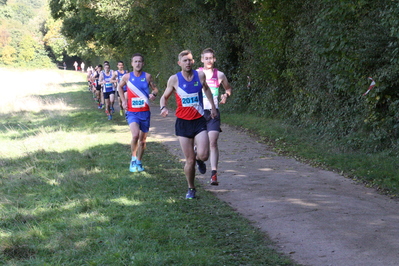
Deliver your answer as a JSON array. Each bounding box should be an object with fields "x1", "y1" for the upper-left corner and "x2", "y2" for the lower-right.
[
  {"x1": 131, "y1": 156, "x2": 136, "y2": 162},
  {"x1": 211, "y1": 170, "x2": 217, "y2": 176}
]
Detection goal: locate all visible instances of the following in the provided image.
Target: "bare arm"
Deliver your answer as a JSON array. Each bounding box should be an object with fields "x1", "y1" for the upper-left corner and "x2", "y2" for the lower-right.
[
  {"x1": 99, "y1": 72, "x2": 105, "y2": 84},
  {"x1": 219, "y1": 71, "x2": 232, "y2": 104},
  {"x1": 117, "y1": 74, "x2": 129, "y2": 110},
  {"x1": 160, "y1": 75, "x2": 177, "y2": 117},
  {"x1": 146, "y1": 73, "x2": 159, "y2": 101},
  {"x1": 110, "y1": 70, "x2": 118, "y2": 84}
]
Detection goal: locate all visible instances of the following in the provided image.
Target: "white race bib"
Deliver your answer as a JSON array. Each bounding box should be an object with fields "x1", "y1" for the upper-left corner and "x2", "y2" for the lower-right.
[
  {"x1": 131, "y1": 97, "x2": 145, "y2": 108},
  {"x1": 181, "y1": 93, "x2": 199, "y2": 107}
]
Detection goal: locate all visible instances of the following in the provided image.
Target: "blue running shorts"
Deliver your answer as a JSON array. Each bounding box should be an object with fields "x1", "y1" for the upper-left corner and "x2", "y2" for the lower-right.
[{"x1": 125, "y1": 111, "x2": 151, "y2": 133}]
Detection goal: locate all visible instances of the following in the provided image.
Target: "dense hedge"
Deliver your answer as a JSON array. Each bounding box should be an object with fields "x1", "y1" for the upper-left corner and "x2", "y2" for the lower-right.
[{"x1": 51, "y1": 0, "x2": 399, "y2": 153}]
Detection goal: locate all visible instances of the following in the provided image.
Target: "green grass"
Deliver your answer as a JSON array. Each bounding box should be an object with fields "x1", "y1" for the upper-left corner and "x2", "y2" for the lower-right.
[
  {"x1": 0, "y1": 69, "x2": 295, "y2": 265},
  {"x1": 221, "y1": 110, "x2": 399, "y2": 195}
]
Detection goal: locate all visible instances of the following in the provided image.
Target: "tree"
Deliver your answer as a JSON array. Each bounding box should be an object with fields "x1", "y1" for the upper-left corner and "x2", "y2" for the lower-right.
[{"x1": 0, "y1": 44, "x2": 16, "y2": 65}]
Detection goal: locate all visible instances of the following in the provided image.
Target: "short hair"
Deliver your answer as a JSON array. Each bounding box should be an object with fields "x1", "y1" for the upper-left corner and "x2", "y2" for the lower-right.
[
  {"x1": 131, "y1": 53, "x2": 144, "y2": 62},
  {"x1": 97, "y1": 64, "x2": 103, "y2": 69},
  {"x1": 103, "y1": 61, "x2": 109, "y2": 65},
  {"x1": 201, "y1": 48, "x2": 215, "y2": 57},
  {"x1": 178, "y1": 50, "x2": 192, "y2": 61},
  {"x1": 117, "y1": 61, "x2": 124, "y2": 64}
]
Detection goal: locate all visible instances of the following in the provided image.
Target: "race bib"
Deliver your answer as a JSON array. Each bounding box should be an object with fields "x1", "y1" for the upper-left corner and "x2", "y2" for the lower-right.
[
  {"x1": 131, "y1": 97, "x2": 145, "y2": 108},
  {"x1": 105, "y1": 82, "x2": 113, "y2": 89},
  {"x1": 181, "y1": 93, "x2": 199, "y2": 107}
]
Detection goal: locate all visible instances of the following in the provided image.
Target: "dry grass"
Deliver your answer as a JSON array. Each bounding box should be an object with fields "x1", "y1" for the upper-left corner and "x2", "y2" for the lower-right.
[{"x1": 0, "y1": 68, "x2": 78, "y2": 114}]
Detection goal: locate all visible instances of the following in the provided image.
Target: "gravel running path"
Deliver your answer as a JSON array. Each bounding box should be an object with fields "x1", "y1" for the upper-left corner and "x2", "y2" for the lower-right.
[{"x1": 149, "y1": 104, "x2": 399, "y2": 266}]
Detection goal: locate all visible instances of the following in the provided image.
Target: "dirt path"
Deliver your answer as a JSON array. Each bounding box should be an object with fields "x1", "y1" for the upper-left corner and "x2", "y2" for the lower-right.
[{"x1": 149, "y1": 104, "x2": 399, "y2": 266}]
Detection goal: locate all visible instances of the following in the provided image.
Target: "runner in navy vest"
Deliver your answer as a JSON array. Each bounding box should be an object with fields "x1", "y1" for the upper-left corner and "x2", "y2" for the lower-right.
[
  {"x1": 93, "y1": 65, "x2": 104, "y2": 109},
  {"x1": 117, "y1": 53, "x2": 158, "y2": 172},
  {"x1": 160, "y1": 50, "x2": 217, "y2": 199}
]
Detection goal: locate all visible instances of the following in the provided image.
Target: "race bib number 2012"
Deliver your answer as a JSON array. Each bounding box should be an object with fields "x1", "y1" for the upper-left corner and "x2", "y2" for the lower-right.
[{"x1": 182, "y1": 93, "x2": 199, "y2": 107}]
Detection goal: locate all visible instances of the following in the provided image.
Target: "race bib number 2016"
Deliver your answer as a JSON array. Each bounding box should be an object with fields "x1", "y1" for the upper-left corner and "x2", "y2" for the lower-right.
[
  {"x1": 182, "y1": 93, "x2": 199, "y2": 107},
  {"x1": 131, "y1": 98, "x2": 145, "y2": 108}
]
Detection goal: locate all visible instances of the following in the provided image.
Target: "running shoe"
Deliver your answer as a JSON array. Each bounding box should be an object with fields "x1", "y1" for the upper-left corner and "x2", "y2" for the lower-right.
[
  {"x1": 210, "y1": 173, "x2": 219, "y2": 186},
  {"x1": 120, "y1": 109, "x2": 123, "y2": 116},
  {"x1": 129, "y1": 160, "x2": 137, "y2": 172},
  {"x1": 111, "y1": 106, "x2": 115, "y2": 113},
  {"x1": 98, "y1": 104, "x2": 102, "y2": 109},
  {"x1": 196, "y1": 160, "x2": 206, "y2": 174},
  {"x1": 136, "y1": 163, "x2": 145, "y2": 172},
  {"x1": 185, "y1": 188, "x2": 196, "y2": 199},
  {"x1": 108, "y1": 114, "x2": 112, "y2": 120}
]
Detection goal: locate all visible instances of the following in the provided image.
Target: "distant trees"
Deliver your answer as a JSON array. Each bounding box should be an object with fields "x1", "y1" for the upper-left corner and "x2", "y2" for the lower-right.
[{"x1": 0, "y1": 0, "x2": 64, "y2": 67}]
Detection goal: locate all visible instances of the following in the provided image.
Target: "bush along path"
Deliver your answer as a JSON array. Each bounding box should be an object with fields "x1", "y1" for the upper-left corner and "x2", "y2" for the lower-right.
[{"x1": 149, "y1": 103, "x2": 399, "y2": 266}]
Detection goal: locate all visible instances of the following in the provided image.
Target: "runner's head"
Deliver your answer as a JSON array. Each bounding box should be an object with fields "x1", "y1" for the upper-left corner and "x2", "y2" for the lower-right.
[
  {"x1": 117, "y1": 61, "x2": 124, "y2": 71},
  {"x1": 201, "y1": 48, "x2": 216, "y2": 69},
  {"x1": 104, "y1": 63, "x2": 110, "y2": 72},
  {"x1": 178, "y1": 50, "x2": 194, "y2": 72},
  {"x1": 131, "y1": 53, "x2": 144, "y2": 72}
]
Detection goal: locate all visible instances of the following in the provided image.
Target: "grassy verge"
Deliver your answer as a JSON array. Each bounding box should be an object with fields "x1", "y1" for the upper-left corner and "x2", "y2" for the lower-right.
[
  {"x1": 221, "y1": 110, "x2": 399, "y2": 196},
  {"x1": 0, "y1": 69, "x2": 295, "y2": 265}
]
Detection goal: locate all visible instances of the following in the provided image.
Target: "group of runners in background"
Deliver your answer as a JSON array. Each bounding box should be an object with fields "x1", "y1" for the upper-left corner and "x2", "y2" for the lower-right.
[
  {"x1": 84, "y1": 48, "x2": 232, "y2": 199},
  {"x1": 87, "y1": 60, "x2": 128, "y2": 120}
]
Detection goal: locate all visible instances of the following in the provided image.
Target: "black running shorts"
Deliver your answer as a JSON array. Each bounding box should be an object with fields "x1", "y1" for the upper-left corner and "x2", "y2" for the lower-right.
[{"x1": 175, "y1": 117, "x2": 207, "y2": 138}]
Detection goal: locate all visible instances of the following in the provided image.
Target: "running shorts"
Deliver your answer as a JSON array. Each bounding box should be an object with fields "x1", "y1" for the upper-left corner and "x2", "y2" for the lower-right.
[
  {"x1": 175, "y1": 116, "x2": 207, "y2": 138},
  {"x1": 125, "y1": 111, "x2": 151, "y2": 133},
  {"x1": 203, "y1": 109, "x2": 222, "y2": 132},
  {"x1": 103, "y1": 91, "x2": 115, "y2": 99}
]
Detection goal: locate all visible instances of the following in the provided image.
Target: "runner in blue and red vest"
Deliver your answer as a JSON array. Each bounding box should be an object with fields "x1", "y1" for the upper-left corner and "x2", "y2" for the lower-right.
[
  {"x1": 160, "y1": 50, "x2": 217, "y2": 199},
  {"x1": 117, "y1": 53, "x2": 159, "y2": 173}
]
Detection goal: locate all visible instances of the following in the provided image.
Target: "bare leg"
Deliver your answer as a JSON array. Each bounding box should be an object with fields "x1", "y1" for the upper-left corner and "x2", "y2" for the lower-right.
[
  {"x1": 129, "y1": 122, "x2": 141, "y2": 157},
  {"x1": 136, "y1": 131, "x2": 148, "y2": 161},
  {"x1": 208, "y1": 131, "x2": 220, "y2": 171},
  {"x1": 178, "y1": 136, "x2": 196, "y2": 188}
]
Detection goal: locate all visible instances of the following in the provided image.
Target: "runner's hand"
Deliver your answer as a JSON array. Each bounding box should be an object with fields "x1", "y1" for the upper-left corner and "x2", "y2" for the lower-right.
[
  {"x1": 220, "y1": 93, "x2": 228, "y2": 104},
  {"x1": 161, "y1": 108, "x2": 168, "y2": 117},
  {"x1": 210, "y1": 107, "x2": 217, "y2": 119},
  {"x1": 149, "y1": 94, "x2": 156, "y2": 101},
  {"x1": 122, "y1": 101, "x2": 127, "y2": 110}
]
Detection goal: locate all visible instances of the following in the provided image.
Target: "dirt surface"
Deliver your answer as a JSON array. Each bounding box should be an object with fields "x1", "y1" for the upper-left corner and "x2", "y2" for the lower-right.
[{"x1": 149, "y1": 104, "x2": 399, "y2": 266}]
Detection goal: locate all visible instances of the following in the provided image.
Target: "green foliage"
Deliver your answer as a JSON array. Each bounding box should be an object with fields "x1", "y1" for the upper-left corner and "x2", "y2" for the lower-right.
[
  {"x1": 48, "y1": 0, "x2": 399, "y2": 154},
  {"x1": 0, "y1": 0, "x2": 57, "y2": 68}
]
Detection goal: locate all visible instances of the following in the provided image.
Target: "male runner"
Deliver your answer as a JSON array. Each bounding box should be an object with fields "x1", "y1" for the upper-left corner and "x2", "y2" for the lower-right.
[
  {"x1": 93, "y1": 65, "x2": 104, "y2": 109},
  {"x1": 99, "y1": 63, "x2": 115, "y2": 120},
  {"x1": 118, "y1": 53, "x2": 158, "y2": 172},
  {"x1": 198, "y1": 48, "x2": 232, "y2": 185},
  {"x1": 160, "y1": 50, "x2": 217, "y2": 199},
  {"x1": 111, "y1": 61, "x2": 128, "y2": 116}
]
